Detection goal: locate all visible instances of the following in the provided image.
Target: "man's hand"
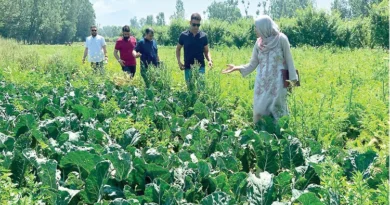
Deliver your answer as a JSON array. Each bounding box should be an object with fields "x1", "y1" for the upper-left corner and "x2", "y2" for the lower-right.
[
  {"x1": 178, "y1": 61, "x2": 185, "y2": 70},
  {"x1": 208, "y1": 60, "x2": 213, "y2": 69},
  {"x1": 118, "y1": 59, "x2": 125, "y2": 67},
  {"x1": 135, "y1": 53, "x2": 142, "y2": 58}
]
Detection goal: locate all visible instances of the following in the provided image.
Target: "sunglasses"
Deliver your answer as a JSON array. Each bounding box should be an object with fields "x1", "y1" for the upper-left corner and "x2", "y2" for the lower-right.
[
  {"x1": 91, "y1": 30, "x2": 97, "y2": 32},
  {"x1": 192, "y1": 23, "x2": 201, "y2": 27}
]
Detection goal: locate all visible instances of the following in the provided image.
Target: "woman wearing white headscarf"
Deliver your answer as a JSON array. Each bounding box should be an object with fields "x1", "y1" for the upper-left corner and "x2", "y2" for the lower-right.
[{"x1": 222, "y1": 15, "x2": 298, "y2": 124}]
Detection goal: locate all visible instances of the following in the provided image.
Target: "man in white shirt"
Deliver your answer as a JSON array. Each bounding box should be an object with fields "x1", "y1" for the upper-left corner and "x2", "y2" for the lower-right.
[{"x1": 82, "y1": 25, "x2": 108, "y2": 74}]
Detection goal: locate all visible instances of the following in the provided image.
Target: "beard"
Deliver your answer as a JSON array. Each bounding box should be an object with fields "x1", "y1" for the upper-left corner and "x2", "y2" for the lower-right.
[{"x1": 123, "y1": 36, "x2": 129, "y2": 41}]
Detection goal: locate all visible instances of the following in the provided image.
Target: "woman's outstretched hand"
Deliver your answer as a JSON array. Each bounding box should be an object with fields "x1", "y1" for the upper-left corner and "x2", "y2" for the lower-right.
[{"x1": 222, "y1": 64, "x2": 239, "y2": 74}]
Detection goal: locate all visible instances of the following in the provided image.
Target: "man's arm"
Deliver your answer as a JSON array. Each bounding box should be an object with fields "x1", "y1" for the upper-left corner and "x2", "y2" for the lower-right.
[
  {"x1": 204, "y1": 45, "x2": 213, "y2": 67},
  {"x1": 82, "y1": 48, "x2": 88, "y2": 64},
  {"x1": 114, "y1": 49, "x2": 125, "y2": 66},
  {"x1": 132, "y1": 50, "x2": 141, "y2": 58},
  {"x1": 176, "y1": 44, "x2": 184, "y2": 70},
  {"x1": 103, "y1": 45, "x2": 108, "y2": 59}
]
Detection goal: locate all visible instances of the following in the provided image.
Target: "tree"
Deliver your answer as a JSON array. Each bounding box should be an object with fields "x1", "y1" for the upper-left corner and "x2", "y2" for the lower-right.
[
  {"x1": 130, "y1": 17, "x2": 140, "y2": 29},
  {"x1": 171, "y1": 0, "x2": 185, "y2": 20},
  {"x1": 331, "y1": 0, "x2": 351, "y2": 19},
  {"x1": 145, "y1": 15, "x2": 154, "y2": 26},
  {"x1": 156, "y1": 12, "x2": 166, "y2": 26},
  {"x1": 206, "y1": 0, "x2": 242, "y2": 23},
  {"x1": 269, "y1": 0, "x2": 314, "y2": 19},
  {"x1": 349, "y1": 0, "x2": 380, "y2": 17},
  {"x1": 139, "y1": 18, "x2": 146, "y2": 28},
  {"x1": 75, "y1": 0, "x2": 96, "y2": 41}
]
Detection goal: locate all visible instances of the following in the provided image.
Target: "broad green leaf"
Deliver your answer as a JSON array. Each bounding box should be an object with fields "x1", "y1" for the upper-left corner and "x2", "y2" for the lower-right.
[
  {"x1": 60, "y1": 151, "x2": 103, "y2": 174},
  {"x1": 194, "y1": 101, "x2": 209, "y2": 119},
  {"x1": 146, "y1": 164, "x2": 171, "y2": 183},
  {"x1": 127, "y1": 158, "x2": 147, "y2": 191},
  {"x1": 215, "y1": 173, "x2": 232, "y2": 194},
  {"x1": 14, "y1": 114, "x2": 36, "y2": 137},
  {"x1": 120, "y1": 128, "x2": 141, "y2": 148},
  {"x1": 229, "y1": 172, "x2": 247, "y2": 196},
  {"x1": 31, "y1": 129, "x2": 49, "y2": 149},
  {"x1": 282, "y1": 137, "x2": 304, "y2": 169},
  {"x1": 144, "y1": 148, "x2": 165, "y2": 165},
  {"x1": 10, "y1": 134, "x2": 31, "y2": 185},
  {"x1": 57, "y1": 186, "x2": 80, "y2": 205},
  {"x1": 254, "y1": 132, "x2": 280, "y2": 174},
  {"x1": 73, "y1": 105, "x2": 97, "y2": 120},
  {"x1": 198, "y1": 160, "x2": 211, "y2": 179},
  {"x1": 105, "y1": 150, "x2": 132, "y2": 181},
  {"x1": 274, "y1": 171, "x2": 293, "y2": 199},
  {"x1": 80, "y1": 161, "x2": 110, "y2": 204},
  {"x1": 145, "y1": 179, "x2": 171, "y2": 204},
  {"x1": 22, "y1": 149, "x2": 58, "y2": 189},
  {"x1": 296, "y1": 192, "x2": 324, "y2": 205},
  {"x1": 344, "y1": 150, "x2": 377, "y2": 179},
  {"x1": 201, "y1": 191, "x2": 236, "y2": 205},
  {"x1": 201, "y1": 177, "x2": 217, "y2": 194},
  {"x1": 247, "y1": 172, "x2": 275, "y2": 205},
  {"x1": 0, "y1": 132, "x2": 14, "y2": 151}
]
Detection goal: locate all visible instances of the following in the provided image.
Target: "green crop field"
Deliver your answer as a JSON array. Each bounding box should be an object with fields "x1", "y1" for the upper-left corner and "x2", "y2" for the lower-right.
[{"x1": 0, "y1": 38, "x2": 388, "y2": 204}]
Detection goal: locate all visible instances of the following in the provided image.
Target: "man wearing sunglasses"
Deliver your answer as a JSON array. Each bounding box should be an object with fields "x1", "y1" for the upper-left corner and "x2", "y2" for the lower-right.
[
  {"x1": 176, "y1": 13, "x2": 213, "y2": 86},
  {"x1": 135, "y1": 28, "x2": 160, "y2": 87},
  {"x1": 83, "y1": 25, "x2": 108, "y2": 74}
]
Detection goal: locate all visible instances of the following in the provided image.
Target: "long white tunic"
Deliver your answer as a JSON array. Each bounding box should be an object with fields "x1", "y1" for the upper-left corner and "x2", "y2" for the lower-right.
[{"x1": 239, "y1": 33, "x2": 298, "y2": 121}]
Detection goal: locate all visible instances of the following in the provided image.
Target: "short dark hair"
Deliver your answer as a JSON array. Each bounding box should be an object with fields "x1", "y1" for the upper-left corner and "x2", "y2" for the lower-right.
[
  {"x1": 90, "y1": 25, "x2": 97, "y2": 29},
  {"x1": 122, "y1": 25, "x2": 130, "y2": 32},
  {"x1": 191, "y1": 13, "x2": 202, "y2": 21},
  {"x1": 145, "y1": 28, "x2": 154, "y2": 35}
]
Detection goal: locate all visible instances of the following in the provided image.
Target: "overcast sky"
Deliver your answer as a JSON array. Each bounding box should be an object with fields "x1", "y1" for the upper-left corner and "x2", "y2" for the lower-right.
[{"x1": 89, "y1": 0, "x2": 333, "y2": 26}]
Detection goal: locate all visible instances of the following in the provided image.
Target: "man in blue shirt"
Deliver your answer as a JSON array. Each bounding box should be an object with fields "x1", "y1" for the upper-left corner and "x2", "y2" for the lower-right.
[
  {"x1": 135, "y1": 28, "x2": 160, "y2": 88},
  {"x1": 176, "y1": 13, "x2": 213, "y2": 89}
]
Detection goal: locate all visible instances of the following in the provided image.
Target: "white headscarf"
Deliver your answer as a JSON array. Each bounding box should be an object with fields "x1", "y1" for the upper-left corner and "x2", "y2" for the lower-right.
[{"x1": 255, "y1": 15, "x2": 280, "y2": 53}]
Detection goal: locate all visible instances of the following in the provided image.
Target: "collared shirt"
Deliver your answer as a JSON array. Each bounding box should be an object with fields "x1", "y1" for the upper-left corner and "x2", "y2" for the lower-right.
[
  {"x1": 135, "y1": 38, "x2": 158, "y2": 67},
  {"x1": 178, "y1": 30, "x2": 208, "y2": 69},
  {"x1": 85, "y1": 35, "x2": 106, "y2": 62},
  {"x1": 115, "y1": 36, "x2": 137, "y2": 66}
]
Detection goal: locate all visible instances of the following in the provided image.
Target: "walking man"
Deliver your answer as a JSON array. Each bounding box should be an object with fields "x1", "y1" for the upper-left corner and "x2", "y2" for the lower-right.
[
  {"x1": 176, "y1": 13, "x2": 213, "y2": 89},
  {"x1": 114, "y1": 25, "x2": 140, "y2": 78},
  {"x1": 82, "y1": 25, "x2": 108, "y2": 74},
  {"x1": 135, "y1": 28, "x2": 160, "y2": 87}
]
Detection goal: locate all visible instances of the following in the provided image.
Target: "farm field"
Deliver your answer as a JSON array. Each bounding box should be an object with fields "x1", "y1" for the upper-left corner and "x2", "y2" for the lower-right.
[{"x1": 0, "y1": 38, "x2": 388, "y2": 204}]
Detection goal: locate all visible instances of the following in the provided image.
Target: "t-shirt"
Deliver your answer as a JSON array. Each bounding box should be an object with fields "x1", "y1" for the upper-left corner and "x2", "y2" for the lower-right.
[
  {"x1": 115, "y1": 36, "x2": 137, "y2": 66},
  {"x1": 135, "y1": 38, "x2": 158, "y2": 67},
  {"x1": 85, "y1": 35, "x2": 106, "y2": 63},
  {"x1": 178, "y1": 30, "x2": 208, "y2": 69}
]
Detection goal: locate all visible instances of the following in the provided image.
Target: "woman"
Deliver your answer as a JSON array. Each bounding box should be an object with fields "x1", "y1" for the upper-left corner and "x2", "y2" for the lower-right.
[{"x1": 222, "y1": 15, "x2": 298, "y2": 124}]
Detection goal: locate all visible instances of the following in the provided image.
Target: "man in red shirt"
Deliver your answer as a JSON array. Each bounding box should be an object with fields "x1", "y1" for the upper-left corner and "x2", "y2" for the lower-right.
[{"x1": 114, "y1": 25, "x2": 141, "y2": 77}]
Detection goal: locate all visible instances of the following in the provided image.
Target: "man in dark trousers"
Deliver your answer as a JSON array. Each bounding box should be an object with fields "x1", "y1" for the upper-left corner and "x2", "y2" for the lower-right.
[
  {"x1": 114, "y1": 25, "x2": 140, "y2": 78},
  {"x1": 176, "y1": 13, "x2": 213, "y2": 89},
  {"x1": 135, "y1": 28, "x2": 160, "y2": 88}
]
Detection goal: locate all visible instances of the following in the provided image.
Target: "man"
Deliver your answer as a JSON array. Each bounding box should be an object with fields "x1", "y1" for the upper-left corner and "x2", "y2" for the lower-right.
[
  {"x1": 83, "y1": 25, "x2": 108, "y2": 74},
  {"x1": 114, "y1": 25, "x2": 140, "y2": 77},
  {"x1": 135, "y1": 28, "x2": 160, "y2": 87},
  {"x1": 176, "y1": 13, "x2": 213, "y2": 87}
]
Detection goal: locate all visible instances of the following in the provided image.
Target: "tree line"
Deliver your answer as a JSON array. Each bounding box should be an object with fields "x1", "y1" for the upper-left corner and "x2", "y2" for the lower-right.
[
  {"x1": 0, "y1": 0, "x2": 95, "y2": 44},
  {"x1": 0, "y1": 0, "x2": 387, "y2": 49}
]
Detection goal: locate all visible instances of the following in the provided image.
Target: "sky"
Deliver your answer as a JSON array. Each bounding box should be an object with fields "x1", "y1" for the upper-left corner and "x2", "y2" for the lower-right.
[{"x1": 89, "y1": 0, "x2": 333, "y2": 26}]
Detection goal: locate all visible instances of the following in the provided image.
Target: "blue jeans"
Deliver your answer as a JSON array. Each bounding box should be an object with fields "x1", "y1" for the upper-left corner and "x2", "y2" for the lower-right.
[
  {"x1": 184, "y1": 66, "x2": 205, "y2": 90},
  {"x1": 184, "y1": 66, "x2": 205, "y2": 82}
]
